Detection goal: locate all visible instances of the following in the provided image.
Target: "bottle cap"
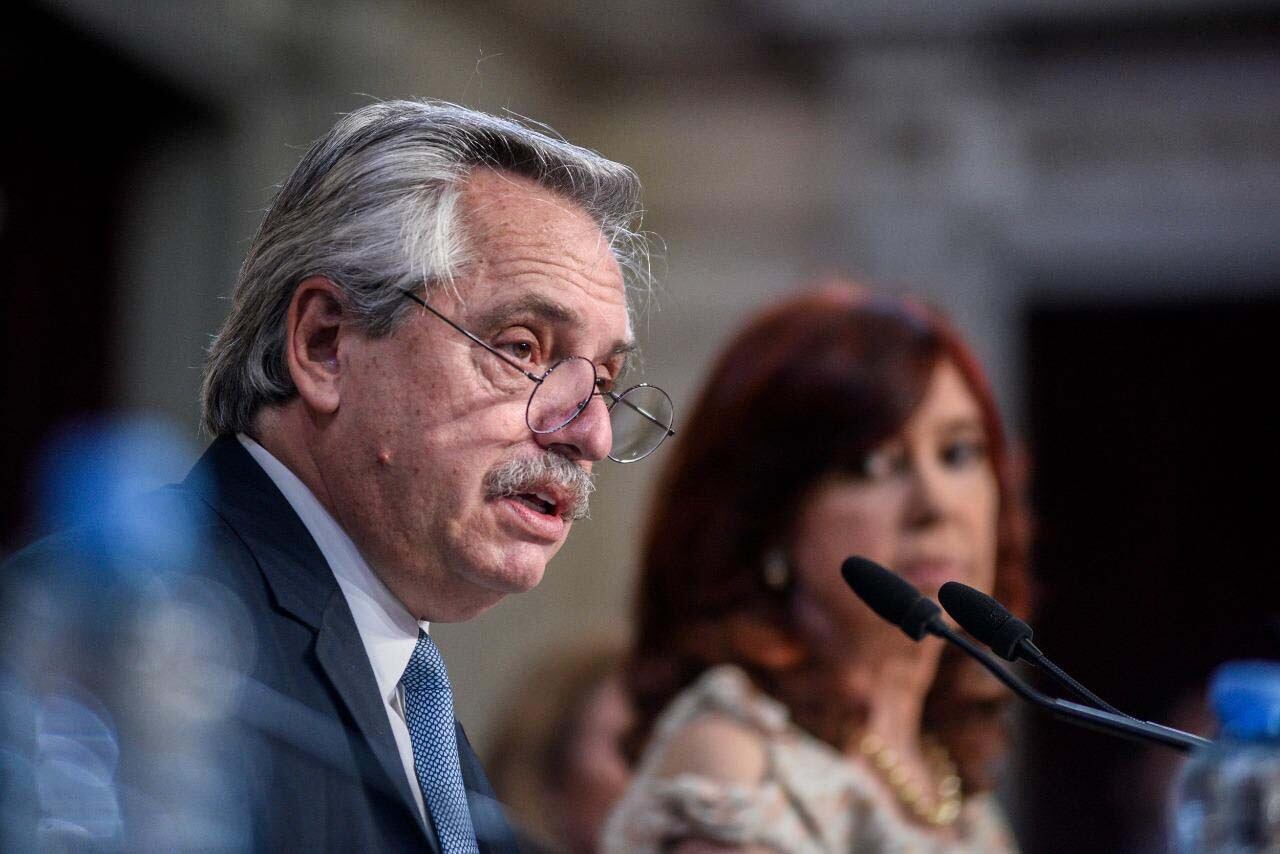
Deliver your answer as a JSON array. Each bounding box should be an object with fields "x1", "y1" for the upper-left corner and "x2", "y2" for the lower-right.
[{"x1": 1210, "y1": 660, "x2": 1280, "y2": 740}]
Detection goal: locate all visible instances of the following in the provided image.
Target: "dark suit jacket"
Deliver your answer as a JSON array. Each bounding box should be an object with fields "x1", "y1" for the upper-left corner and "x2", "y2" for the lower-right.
[{"x1": 0, "y1": 436, "x2": 520, "y2": 852}]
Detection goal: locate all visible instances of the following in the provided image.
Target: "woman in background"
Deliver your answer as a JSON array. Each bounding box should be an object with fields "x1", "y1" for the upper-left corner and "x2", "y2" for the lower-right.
[{"x1": 603, "y1": 283, "x2": 1030, "y2": 852}]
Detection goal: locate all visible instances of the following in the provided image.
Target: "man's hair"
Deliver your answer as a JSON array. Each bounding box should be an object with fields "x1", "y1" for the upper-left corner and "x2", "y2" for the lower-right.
[{"x1": 201, "y1": 100, "x2": 650, "y2": 436}]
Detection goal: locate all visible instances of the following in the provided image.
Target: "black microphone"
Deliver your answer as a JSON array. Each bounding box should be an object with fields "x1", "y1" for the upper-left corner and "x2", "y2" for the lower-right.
[
  {"x1": 839, "y1": 556, "x2": 1209, "y2": 753},
  {"x1": 840, "y1": 555, "x2": 941, "y2": 640},
  {"x1": 937, "y1": 581, "x2": 1031, "y2": 660},
  {"x1": 938, "y1": 581, "x2": 1128, "y2": 717}
]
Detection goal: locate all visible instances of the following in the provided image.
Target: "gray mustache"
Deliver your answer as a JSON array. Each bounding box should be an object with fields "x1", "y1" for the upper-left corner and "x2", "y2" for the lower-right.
[{"x1": 483, "y1": 453, "x2": 596, "y2": 521}]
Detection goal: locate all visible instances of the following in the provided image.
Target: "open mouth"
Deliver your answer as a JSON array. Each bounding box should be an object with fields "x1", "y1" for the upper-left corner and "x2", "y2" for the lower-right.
[{"x1": 512, "y1": 491, "x2": 560, "y2": 517}]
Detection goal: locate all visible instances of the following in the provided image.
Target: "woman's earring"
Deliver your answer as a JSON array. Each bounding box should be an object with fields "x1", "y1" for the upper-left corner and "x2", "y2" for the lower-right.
[{"x1": 762, "y1": 548, "x2": 791, "y2": 591}]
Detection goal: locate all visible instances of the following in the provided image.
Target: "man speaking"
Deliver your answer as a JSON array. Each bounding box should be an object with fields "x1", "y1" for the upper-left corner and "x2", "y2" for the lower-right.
[{"x1": 1, "y1": 101, "x2": 673, "y2": 851}]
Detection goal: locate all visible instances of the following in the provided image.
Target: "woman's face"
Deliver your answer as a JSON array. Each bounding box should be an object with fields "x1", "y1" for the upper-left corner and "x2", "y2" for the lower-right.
[{"x1": 790, "y1": 360, "x2": 999, "y2": 640}]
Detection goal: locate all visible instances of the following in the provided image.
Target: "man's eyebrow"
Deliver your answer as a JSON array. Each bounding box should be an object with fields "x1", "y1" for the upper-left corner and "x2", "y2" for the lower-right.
[{"x1": 472, "y1": 294, "x2": 578, "y2": 331}]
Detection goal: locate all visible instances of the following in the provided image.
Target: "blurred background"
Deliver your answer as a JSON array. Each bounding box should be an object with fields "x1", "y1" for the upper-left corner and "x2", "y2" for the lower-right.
[{"x1": 3, "y1": 0, "x2": 1278, "y2": 850}]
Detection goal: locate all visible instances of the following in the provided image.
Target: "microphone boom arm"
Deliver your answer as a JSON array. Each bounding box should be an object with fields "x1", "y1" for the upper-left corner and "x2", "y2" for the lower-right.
[
  {"x1": 1019, "y1": 639, "x2": 1129, "y2": 718},
  {"x1": 928, "y1": 620, "x2": 1209, "y2": 753}
]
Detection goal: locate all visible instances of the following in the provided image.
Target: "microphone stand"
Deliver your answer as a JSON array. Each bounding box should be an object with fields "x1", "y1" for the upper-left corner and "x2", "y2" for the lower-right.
[{"x1": 927, "y1": 619, "x2": 1210, "y2": 753}]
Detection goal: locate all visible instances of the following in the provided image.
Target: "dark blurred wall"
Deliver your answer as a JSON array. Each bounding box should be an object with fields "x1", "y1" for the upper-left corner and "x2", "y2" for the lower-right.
[
  {"x1": 1019, "y1": 294, "x2": 1280, "y2": 853},
  {"x1": 1, "y1": 2, "x2": 215, "y2": 549}
]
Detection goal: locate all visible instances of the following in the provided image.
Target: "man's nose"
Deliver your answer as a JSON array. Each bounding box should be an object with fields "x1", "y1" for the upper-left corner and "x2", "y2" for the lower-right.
[{"x1": 534, "y1": 395, "x2": 613, "y2": 462}]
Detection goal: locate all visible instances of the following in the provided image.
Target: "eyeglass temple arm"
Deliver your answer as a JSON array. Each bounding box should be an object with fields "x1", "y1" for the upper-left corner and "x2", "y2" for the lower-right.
[
  {"x1": 398, "y1": 288, "x2": 542, "y2": 383},
  {"x1": 603, "y1": 389, "x2": 676, "y2": 437},
  {"x1": 401, "y1": 288, "x2": 674, "y2": 437}
]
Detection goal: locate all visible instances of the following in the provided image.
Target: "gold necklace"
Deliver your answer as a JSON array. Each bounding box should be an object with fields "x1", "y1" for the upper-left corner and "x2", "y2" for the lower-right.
[{"x1": 858, "y1": 732, "x2": 963, "y2": 827}]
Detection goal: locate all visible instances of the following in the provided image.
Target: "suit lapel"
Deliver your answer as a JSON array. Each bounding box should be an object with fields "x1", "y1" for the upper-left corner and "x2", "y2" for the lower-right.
[
  {"x1": 185, "y1": 437, "x2": 436, "y2": 850},
  {"x1": 185, "y1": 436, "x2": 333, "y2": 628},
  {"x1": 456, "y1": 722, "x2": 520, "y2": 853},
  {"x1": 315, "y1": 592, "x2": 437, "y2": 850}
]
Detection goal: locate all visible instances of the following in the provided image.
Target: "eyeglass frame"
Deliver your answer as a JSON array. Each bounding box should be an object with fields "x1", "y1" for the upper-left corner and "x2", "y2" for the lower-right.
[{"x1": 396, "y1": 288, "x2": 675, "y2": 462}]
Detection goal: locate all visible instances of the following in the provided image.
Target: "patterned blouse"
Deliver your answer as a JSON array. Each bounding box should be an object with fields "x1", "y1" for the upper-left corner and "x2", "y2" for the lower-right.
[{"x1": 601, "y1": 665, "x2": 1018, "y2": 853}]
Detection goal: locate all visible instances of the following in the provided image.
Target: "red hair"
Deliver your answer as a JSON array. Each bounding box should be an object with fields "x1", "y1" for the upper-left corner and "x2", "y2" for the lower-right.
[{"x1": 625, "y1": 282, "x2": 1030, "y2": 790}]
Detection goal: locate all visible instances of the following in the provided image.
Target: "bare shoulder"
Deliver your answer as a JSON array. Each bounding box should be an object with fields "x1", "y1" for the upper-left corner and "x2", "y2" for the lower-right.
[{"x1": 655, "y1": 711, "x2": 769, "y2": 785}]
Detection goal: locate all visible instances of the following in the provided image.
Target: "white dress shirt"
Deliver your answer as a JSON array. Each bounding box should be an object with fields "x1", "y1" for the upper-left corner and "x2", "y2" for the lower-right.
[{"x1": 238, "y1": 434, "x2": 430, "y2": 825}]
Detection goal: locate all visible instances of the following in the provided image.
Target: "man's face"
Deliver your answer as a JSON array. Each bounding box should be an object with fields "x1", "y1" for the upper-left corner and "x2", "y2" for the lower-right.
[{"x1": 317, "y1": 169, "x2": 632, "y2": 621}]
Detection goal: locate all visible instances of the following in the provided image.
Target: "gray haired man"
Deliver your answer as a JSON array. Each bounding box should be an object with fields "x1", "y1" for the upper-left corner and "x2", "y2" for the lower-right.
[{"x1": 1, "y1": 101, "x2": 671, "y2": 852}]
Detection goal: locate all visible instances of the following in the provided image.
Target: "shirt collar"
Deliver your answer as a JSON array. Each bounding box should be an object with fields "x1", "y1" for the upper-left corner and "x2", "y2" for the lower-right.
[{"x1": 237, "y1": 434, "x2": 429, "y2": 703}]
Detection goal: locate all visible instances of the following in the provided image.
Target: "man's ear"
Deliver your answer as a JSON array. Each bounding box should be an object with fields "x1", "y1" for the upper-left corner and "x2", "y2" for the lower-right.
[{"x1": 285, "y1": 277, "x2": 347, "y2": 415}]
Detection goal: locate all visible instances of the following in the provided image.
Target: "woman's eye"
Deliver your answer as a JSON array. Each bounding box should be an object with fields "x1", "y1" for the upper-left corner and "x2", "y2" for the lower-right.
[
  {"x1": 857, "y1": 447, "x2": 903, "y2": 480},
  {"x1": 942, "y1": 439, "x2": 987, "y2": 468}
]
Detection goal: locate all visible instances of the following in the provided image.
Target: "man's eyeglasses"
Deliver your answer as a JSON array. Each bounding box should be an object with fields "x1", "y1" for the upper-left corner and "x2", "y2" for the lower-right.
[{"x1": 398, "y1": 289, "x2": 675, "y2": 463}]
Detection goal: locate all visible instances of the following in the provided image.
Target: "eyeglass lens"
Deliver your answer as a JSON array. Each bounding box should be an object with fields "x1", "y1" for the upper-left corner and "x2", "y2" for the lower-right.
[
  {"x1": 526, "y1": 357, "x2": 674, "y2": 462},
  {"x1": 526, "y1": 357, "x2": 597, "y2": 433},
  {"x1": 606, "y1": 385, "x2": 674, "y2": 463}
]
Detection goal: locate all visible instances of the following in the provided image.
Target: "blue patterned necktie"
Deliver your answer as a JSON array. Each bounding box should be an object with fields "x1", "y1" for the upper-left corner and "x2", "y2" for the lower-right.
[{"x1": 400, "y1": 631, "x2": 480, "y2": 854}]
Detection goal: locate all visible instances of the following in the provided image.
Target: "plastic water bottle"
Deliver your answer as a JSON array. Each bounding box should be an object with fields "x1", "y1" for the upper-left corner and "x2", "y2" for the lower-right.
[{"x1": 1173, "y1": 661, "x2": 1280, "y2": 852}]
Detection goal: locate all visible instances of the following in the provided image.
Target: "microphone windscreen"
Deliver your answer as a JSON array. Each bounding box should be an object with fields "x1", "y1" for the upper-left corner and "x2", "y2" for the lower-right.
[
  {"x1": 840, "y1": 556, "x2": 940, "y2": 640},
  {"x1": 938, "y1": 581, "x2": 1032, "y2": 661}
]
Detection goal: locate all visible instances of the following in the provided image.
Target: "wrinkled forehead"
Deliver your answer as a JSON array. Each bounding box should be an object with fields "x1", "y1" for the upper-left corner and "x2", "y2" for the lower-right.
[
  {"x1": 460, "y1": 169, "x2": 632, "y2": 335},
  {"x1": 461, "y1": 168, "x2": 623, "y2": 263}
]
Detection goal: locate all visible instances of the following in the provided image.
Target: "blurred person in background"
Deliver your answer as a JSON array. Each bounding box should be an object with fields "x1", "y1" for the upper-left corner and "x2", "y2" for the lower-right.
[
  {"x1": 0, "y1": 100, "x2": 674, "y2": 852},
  {"x1": 487, "y1": 638, "x2": 633, "y2": 853},
  {"x1": 603, "y1": 283, "x2": 1030, "y2": 852}
]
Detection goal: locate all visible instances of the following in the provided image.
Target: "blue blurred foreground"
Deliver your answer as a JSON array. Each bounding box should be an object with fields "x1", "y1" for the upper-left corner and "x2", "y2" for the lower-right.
[{"x1": 1, "y1": 415, "x2": 256, "y2": 850}]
